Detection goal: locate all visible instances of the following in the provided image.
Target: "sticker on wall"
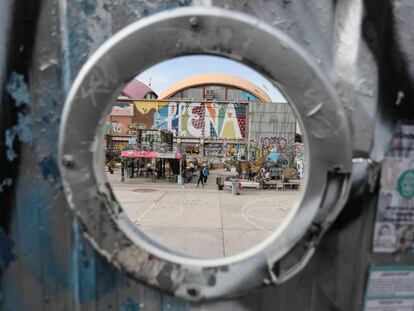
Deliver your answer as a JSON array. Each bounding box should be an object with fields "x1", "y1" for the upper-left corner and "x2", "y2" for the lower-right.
[
  {"x1": 373, "y1": 124, "x2": 414, "y2": 254},
  {"x1": 363, "y1": 265, "x2": 414, "y2": 311}
]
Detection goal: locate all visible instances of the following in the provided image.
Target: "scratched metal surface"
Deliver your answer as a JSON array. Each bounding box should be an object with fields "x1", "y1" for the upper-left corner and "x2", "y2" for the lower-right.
[{"x1": 1, "y1": 0, "x2": 413, "y2": 310}]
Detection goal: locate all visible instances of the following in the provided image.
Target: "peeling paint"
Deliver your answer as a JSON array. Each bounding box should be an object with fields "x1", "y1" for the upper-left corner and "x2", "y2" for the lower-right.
[
  {"x1": 0, "y1": 179, "x2": 12, "y2": 193},
  {"x1": 122, "y1": 0, "x2": 193, "y2": 21},
  {"x1": 5, "y1": 113, "x2": 33, "y2": 161},
  {"x1": 4, "y1": 72, "x2": 33, "y2": 161},
  {"x1": 0, "y1": 228, "x2": 16, "y2": 270},
  {"x1": 6, "y1": 72, "x2": 30, "y2": 107}
]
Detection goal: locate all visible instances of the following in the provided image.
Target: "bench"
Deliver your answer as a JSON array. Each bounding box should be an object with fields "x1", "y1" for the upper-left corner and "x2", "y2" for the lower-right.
[
  {"x1": 282, "y1": 182, "x2": 301, "y2": 191},
  {"x1": 240, "y1": 181, "x2": 260, "y2": 191}
]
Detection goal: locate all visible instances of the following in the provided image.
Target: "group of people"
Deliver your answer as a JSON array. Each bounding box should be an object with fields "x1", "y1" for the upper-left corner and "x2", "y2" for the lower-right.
[{"x1": 245, "y1": 168, "x2": 270, "y2": 182}]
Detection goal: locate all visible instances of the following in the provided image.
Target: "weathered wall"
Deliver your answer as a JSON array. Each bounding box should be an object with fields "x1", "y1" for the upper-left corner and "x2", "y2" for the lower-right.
[
  {"x1": 248, "y1": 102, "x2": 297, "y2": 143},
  {"x1": 1, "y1": 0, "x2": 413, "y2": 310}
]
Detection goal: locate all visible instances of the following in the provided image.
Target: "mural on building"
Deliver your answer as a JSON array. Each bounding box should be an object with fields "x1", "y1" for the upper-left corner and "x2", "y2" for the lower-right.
[
  {"x1": 204, "y1": 143, "x2": 223, "y2": 156},
  {"x1": 110, "y1": 116, "x2": 131, "y2": 136},
  {"x1": 105, "y1": 121, "x2": 111, "y2": 135},
  {"x1": 111, "y1": 103, "x2": 134, "y2": 116},
  {"x1": 226, "y1": 144, "x2": 246, "y2": 158},
  {"x1": 133, "y1": 100, "x2": 247, "y2": 139},
  {"x1": 181, "y1": 143, "x2": 201, "y2": 156},
  {"x1": 111, "y1": 121, "x2": 124, "y2": 134},
  {"x1": 249, "y1": 137, "x2": 304, "y2": 174}
]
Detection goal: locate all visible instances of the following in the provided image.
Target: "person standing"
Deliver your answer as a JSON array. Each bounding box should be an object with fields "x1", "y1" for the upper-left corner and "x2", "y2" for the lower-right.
[
  {"x1": 197, "y1": 166, "x2": 204, "y2": 188},
  {"x1": 203, "y1": 166, "x2": 209, "y2": 183}
]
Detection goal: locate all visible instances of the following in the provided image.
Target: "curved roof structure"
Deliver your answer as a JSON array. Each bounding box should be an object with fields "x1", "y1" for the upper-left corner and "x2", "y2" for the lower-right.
[
  {"x1": 159, "y1": 73, "x2": 271, "y2": 102},
  {"x1": 121, "y1": 79, "x2": 157, "y2": 99}
]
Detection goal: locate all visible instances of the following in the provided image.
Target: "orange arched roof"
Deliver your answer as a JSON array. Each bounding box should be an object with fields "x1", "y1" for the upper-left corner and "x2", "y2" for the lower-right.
[{"x1": 159, "y1": 73, "x2": 271, "y2": 102}]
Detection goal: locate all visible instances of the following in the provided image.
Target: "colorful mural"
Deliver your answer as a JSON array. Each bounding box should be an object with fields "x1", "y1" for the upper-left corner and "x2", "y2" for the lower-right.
[
  {"x1": 181, "y1": 143, "x2": 201, "y2": 156},
  {"x1": 249, "y1": 137, "x2": 304, "y2": 173},
  {"x1": 110, "y1": 116, "x2": 131, "y2": 136},
  {"x1": 226, "y1": 144, "x2": 246, "y2": 158},
  {"x1": 133, "y1": 100, "x2": 247, "y2": 139},
  {"x1": 204, "y1": 143, "x2": 223, "y2": 156},
  {"x1": 111, "y1": 103, "x2": 133, "y2": 116}
]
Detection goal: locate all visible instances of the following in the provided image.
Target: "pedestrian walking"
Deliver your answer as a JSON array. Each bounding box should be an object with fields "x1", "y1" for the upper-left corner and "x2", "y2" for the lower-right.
[
  {"x1": 196, "y1": 167, "x2": 204, "y2": 188},
  {"x1": 203, "y1": 166, "x2": 209, "y2": 183}
]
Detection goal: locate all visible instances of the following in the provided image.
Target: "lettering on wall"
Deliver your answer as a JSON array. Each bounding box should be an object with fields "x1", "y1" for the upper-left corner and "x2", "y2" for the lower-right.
[{"x1": 133, "y1": 100, "x2": 247, "y2": 139}]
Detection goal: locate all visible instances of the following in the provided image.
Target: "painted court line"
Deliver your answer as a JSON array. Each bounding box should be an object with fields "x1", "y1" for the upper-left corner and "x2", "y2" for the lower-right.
[
  {"x1": 135, "y1": 191, "x2": 168, "y2": 223},
  {"x1": 141, "y1": 205, "x2": 184, "y2": 222}
]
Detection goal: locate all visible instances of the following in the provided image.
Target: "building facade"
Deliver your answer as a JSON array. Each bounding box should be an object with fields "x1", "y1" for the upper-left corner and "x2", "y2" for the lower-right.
[
  {"x1": 107, "y1": 73, "x2": 300, "y2": 171},
  {"x1": 105, "y1": 79, "x2": 158, "y2": 150}
]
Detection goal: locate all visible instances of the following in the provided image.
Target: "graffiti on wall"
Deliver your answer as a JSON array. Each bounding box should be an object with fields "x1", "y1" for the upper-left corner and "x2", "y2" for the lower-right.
[
  {"x1": 227, "y1": 144, "x2": 246, "y2": 158},
  {"x1": 204, "y1": 143, "x2": 223, "y2": 156},
  {"x1": 133, "y1": 100, "x2": 247, "y2": 139},
  {"x1": 181, "y1": 143, "x2": 200, "y2": 155},
  {"x1": 249, "y1": 137, "x2": 304, "y2": 173},
  {"x1": 111, "y1": 121, "x2": 124, "y2": 134}
]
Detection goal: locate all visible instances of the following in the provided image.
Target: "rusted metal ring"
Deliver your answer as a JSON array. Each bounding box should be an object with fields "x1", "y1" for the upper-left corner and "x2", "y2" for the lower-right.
[{"x1": 59, "y1": 7, "x2": 352, "y2": 300}]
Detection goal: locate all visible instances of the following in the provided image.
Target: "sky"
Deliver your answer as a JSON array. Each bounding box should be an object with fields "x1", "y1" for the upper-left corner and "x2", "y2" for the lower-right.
[{"x1": 136, "y1": 55, "x2": 286, "y2": 102}]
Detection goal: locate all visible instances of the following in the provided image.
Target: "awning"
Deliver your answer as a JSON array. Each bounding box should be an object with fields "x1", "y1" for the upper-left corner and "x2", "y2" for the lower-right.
[
  {"x1": 112, "y1": 137, "x2": 131, "y2": 141},
  {"x1": 121, "y1": 150, "x2": 182, "y2": 159}
]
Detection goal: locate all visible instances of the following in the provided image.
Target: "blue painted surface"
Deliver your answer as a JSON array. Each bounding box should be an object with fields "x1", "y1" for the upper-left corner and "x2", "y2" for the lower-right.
[
  {"x1": 0, "y1": 228, "x2": 16, "y2": 270},
  {"x1": 77, "y1": 0, "x2": 97, "y2": 15},
  {"x1": 0, "y1": 178, "x2": 12, "y2": 193},
  {"x1": 1, "y1": 2, "x2": 194, "y2": 310},
  {"x1": 5, "y1": 113, "x2": 33, "y2": 161},
  {"x1": 38, "y1": 155, "x2": 61, "y2": 182},
  {"x1": 4, "y1": 73, "x2": 32, "y2": 161},
  {"x1": 5, "y1": 72, "x2": 30, "y2": 107},
  {"x1": 121, "y1": 297, "x2": 141, "y2": 311}
]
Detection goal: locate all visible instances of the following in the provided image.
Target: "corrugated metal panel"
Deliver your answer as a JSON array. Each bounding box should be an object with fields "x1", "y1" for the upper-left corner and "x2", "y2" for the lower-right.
[{"x1": 248, "y1": 102, "x2": 296, "y2": 142}]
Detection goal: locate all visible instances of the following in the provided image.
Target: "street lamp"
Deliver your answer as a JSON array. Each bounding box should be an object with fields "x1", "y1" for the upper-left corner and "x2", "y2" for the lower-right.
[{"x1": 177, "y1": 137, "x2": 184, "y2": 186}]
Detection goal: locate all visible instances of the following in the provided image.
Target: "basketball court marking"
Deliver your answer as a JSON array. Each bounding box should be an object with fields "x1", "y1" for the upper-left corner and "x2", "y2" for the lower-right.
[
  {"x1": 138, "y1": 205, "x2": 184, "y2": 222},
  {"x1": 135, "y1": 191, "x2": 167, "y2": 222},
  {"x1": 242, "y1": 198, "x2": 292, "y2": 232},
  {"x1": 132, "y1": 188, "x2": 157, "y2": 193}
]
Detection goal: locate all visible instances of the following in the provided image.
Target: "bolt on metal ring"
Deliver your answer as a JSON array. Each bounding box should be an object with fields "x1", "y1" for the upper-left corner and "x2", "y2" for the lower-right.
[
  {"x1": 62, "y1": 154, "x2": 75, "y2": 168},
  {"x1": 189, "y1": 16, "x2": 200, "y2": 29}
]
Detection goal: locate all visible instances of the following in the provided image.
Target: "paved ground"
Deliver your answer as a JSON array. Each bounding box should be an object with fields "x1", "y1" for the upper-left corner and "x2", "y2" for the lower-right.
[{"x1": 107, "y1": 169, "x2": 301, "y2": 259}]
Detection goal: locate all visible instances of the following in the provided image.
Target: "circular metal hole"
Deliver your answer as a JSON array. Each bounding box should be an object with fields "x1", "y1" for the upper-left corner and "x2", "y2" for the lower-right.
[
  {"x1": 59, "y1": 7, "x2": 352, "y2": 300},
  {"x1": 106, "y1": 54, "x2": 306, "y2": 260}
]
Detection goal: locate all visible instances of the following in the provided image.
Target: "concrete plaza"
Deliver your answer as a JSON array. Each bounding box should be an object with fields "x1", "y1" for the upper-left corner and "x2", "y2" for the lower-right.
[{"x1": 107, "y1": 169, "x2": 301, "y2": 258}]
